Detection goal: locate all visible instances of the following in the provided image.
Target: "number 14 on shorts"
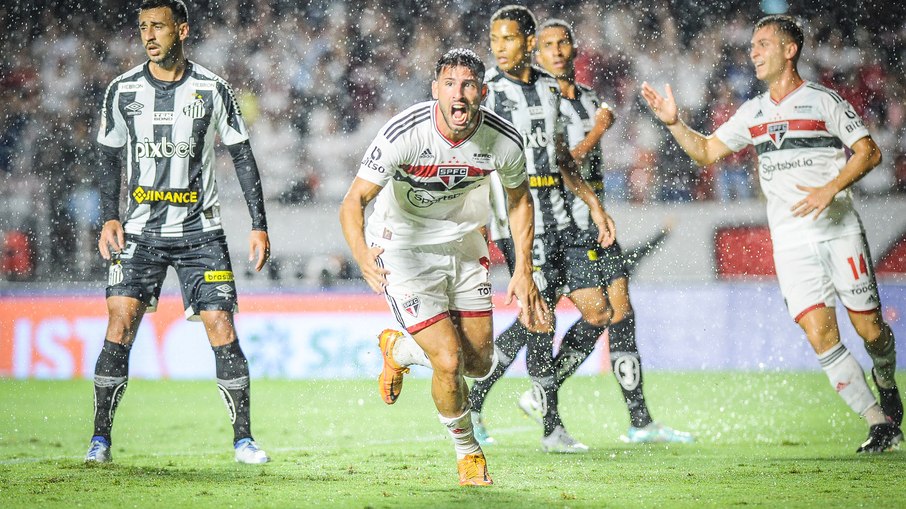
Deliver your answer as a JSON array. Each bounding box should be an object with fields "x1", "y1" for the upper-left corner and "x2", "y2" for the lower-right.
[{"x1": 846, "y1": 254, "x2": 868, "y2": 281}]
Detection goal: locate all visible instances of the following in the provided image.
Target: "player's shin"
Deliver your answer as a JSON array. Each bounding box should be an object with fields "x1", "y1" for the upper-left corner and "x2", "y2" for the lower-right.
[
  {"x1": 439, "y1": 404, "x2": 482, "y2": 459},
  {"x1": 92, "y1": 340, "x2": 131, "y2": 442},
  {"x1": 609, "y1": 314, "x2": 653, "y2": 428},
  {"x1": 818, "y1": 342, "x2": 886, "y2": 425},
  {"x1": 865, "y1": 322, "x2": 898, "y2": 389},
  {"x1": 556, "y1": 319, "x2": 605, "y2": 386},
  {"x1": 468, "y1": 322, "x2": 527, "y2": 412},
  {"x1": 525, "y1": 332, "x2": 562, "y2": 435},
  {"x1": 214, "y1": 341, "x2": 252, "y2": 443}
]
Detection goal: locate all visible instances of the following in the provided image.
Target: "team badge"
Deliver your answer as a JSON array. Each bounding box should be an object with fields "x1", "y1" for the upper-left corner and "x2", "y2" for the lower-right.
[
  {"x1": 767, "y1": 122, "x2": 788, "y2": 148},
  {"x1": 108, "y1": 262, "x2": 124, "y2": 286},
  {"x1": 183, "y1": 99, "x2": 206, "y2": 119},
  {"x1": 437, "y1": 166, "x2": 468, "y2": 189},
  {"x1": 402, "y1": 295, "x2": 420, "y2": 317}
]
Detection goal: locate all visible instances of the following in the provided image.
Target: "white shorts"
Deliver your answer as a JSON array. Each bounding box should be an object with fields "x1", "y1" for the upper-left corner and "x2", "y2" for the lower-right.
[
  {"x1": 774, "y1": 233, "x2": 881, "y2": 322},
  {"x1": 375, "y1": 230, "x2": 493, "y2": 334}
]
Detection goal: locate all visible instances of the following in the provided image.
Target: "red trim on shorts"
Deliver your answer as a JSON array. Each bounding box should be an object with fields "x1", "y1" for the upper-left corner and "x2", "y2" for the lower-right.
[
  {"x1": 794, "y1": 303, "x2": 827, "y2": 323},
  {"x1": 407, "y1": 311, "x2": 450, "y2": 335},
  {"x1": 451, "y1": 309, "x2": 492, "y2": 318},
  {"x1": 844, "y1": 305, "x2": 879, "y2": 315}
]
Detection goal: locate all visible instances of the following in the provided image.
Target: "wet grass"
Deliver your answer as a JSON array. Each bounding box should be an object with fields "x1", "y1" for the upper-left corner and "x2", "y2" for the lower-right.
[{"x1": 0, "y1": 373, "x2": 904, "y2": 508}]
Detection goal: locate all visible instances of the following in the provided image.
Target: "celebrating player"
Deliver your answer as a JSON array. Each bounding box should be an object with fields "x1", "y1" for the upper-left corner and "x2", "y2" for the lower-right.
[
  {"x1": 512, "y1": 18, "x2": 693, "y2": 444},
  {"x1": 339, "y1": 48, "x2": 547, "y2": 486},
  {"x1": 467, "y1": 5, "x2": 618, "y2": 453},
  {"x1": 641, "y1": 14, "x2": 902, "y2": 452},
  {"x1": 85, "y1": 0, "x2": 270, "y2": 464}
]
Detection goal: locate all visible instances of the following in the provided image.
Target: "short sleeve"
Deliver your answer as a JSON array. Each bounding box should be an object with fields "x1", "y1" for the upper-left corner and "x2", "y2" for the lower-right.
[
  {"x1": 495, "y1": 143, "x2": 527, "y2": 189},
  {"x1": 355, "y1": 134, "x2": 400, "y2": 187},
  {"x1": 213, "y1": 81, "x2": 250, "y2": 146},
  {"x1": 714, "y1": 106, "x2": 753, "y2": 153},
  {"x1": 97, "y1": 81, "x2": 127, "y2": 148},
  {"x1": 825, "y1": 98, "x2": 871, "y2": 148}
]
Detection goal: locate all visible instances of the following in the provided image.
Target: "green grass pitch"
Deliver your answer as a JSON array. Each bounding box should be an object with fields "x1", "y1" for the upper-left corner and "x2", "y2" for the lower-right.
[{"x1": 1, "y1": 373, "x2": 904, "y2": 508}]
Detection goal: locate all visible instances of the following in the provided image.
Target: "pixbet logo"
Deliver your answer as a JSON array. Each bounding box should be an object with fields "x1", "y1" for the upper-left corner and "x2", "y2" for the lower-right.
[
  {"x1": 135, "y1": 137, "x2": 197, "y2": 159},
  {"x1": 522, "y1": 126, "x2": 550, "y2": 148}
]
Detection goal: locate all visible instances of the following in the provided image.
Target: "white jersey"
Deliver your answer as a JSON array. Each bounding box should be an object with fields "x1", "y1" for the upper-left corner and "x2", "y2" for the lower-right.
[
  {"x1": 484, "y1": 66, "x2": 571, "y2": 240},
  {"x1": 357, "y1": 101, "x2": 526, "y2": 249},
  {"x1": 714, "y1": 81, "x2": 870, "y2": 248},
  {"x1": 560, "y1": 84, "x2": 609, "y2": 231},
  {"x1": 98, "y1": 61, "x2": 249, "y2": 240}
]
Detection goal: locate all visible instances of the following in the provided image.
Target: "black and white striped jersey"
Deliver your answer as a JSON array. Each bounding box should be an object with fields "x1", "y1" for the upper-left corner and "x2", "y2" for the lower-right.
[
  {"x1": 484, "y1": 66, "x2": 572, "y2": 240},
  {"x1": 561, "y1": 84, "x2": 610, "y2": 232},
  {"x1": 98, "y1": 61, "x2": 249, "y2": 240}
]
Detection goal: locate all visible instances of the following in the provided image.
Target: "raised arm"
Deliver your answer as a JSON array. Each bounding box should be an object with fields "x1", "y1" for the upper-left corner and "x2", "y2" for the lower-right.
[
  {"x1": 339, "y1": 177, "x2": 389, "y2": 293},
  {"x1": 640, "y1": 82, "x2": 734, "y2": 166}
]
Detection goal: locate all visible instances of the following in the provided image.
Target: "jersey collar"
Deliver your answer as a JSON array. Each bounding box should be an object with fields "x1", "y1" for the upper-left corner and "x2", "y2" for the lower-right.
[{"x1": 769, "y1": 79, "x2": 807, "y2": 105}]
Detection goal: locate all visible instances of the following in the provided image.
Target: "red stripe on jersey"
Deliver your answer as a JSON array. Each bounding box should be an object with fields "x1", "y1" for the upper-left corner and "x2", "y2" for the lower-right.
[
  {"x1": 400, "y1": 164, "x2": 493, "y2": 178},
  {"x1": 748, "y1": 119, "x2": 827, "y2": 138}
]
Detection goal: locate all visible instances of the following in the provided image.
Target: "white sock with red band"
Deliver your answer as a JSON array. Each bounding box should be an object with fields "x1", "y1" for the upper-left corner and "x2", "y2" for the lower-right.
[
  {"x1": 818, "y1": 342, "x2": 885, "y2": 425},
  {"x1": 438, "y1": 407, "x2": 481, "y2": 459}
]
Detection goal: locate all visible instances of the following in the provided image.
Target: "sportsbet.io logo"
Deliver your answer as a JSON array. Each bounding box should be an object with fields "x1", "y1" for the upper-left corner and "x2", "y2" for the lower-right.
[{"x1": 132, "y1": 186, "x2": 199, "y2": 205}]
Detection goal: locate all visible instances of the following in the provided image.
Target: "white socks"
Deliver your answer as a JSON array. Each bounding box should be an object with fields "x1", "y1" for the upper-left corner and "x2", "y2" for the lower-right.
[
  {"x1": 818, "y1": 342, "x2": 885, "y2": 425},
  {"x1": 392, "y1": 333, "x2": 432, "y2": 368},
  {"x1": 438, "y1": 407, "x2": 481, "y2": 459}
]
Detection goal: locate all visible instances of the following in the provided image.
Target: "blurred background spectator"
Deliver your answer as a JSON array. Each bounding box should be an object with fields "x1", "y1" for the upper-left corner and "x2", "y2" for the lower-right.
[{"x1": 0, "y1": 0, "x2": 903, "y2": 282}]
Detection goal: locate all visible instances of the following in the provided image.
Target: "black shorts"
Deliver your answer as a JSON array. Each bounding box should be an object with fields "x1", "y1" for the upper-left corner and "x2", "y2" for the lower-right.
[
  {"x1": 495, "y1": 228, "x2": 601, "y2": 305},
  {"x1": 564, "y1": 238, "x2": 629, "y2": 289},
  {"x1": 106, "y1": 234, "x2": 238, "y2": 320}
]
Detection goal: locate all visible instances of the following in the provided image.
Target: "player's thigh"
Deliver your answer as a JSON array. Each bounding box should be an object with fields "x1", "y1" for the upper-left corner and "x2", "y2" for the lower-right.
[
  {"x1": 410, "y1": 316, "x2": 462, "y2": 374},
  {"x1": 774, "y1": 243, "x2": 835, "y2": 322},
  {"x1": 821, "y1": 233, "x2": 881, "y2": 314},
  {"x1": 451, "y1": 313, "x2": 494, "y2": 370},
  {"x1": 172, "y1": 236, "x2": 238, "y2": 321},
  {"x1": 106, "y1": 237, "x2": 168, "y2": 314},
  {"x1": 562, "y1": 242, "x2": 610, "y2": 325},
  {"x1": 448, "y1": 230, "x2": 494, "y2": 316},
  {"x1": 379, "y1": 245, "x2": 452, "y2": 335},
  {"x1": 606, "y1": 277, "x2": 633, "y2": 321}
]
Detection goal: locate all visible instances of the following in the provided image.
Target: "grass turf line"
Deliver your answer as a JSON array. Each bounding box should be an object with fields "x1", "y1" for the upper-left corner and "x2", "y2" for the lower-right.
[{"x1": 0, "y1": 373, "x2": 904, "y2": 508}]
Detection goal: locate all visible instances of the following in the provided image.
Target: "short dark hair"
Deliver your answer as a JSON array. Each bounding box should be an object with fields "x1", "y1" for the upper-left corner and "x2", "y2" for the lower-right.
[
  {"x1": 435, "y1": 48, "x2": 486, "y2": 83},
  {"x1": 755, "y1": 14, "x2": 804, "y2": 64},
  {"x1": 538, "y1": 18, "x2": 576, "y2": 46},
  {"x1": 490, "y1": 5, "x2": 537, "y2": 37},
  {"x1": 139, "y1": 0, "x2": 189, "y2": 25}
]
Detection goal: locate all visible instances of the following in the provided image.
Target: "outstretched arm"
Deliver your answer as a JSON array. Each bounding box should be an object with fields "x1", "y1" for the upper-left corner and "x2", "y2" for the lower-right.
[
  {"x1": 503, "y1": 181, "x2": 550, "y2": 331},
  {"x1": 640, "y1": 82, "x2": 733, "y2": 166},
  {"x1": 339, "y1": 177, "x2": 389, "y2": 293}
]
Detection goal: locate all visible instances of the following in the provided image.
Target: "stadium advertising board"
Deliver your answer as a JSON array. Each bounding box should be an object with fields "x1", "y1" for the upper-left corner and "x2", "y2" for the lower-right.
[{"x1": 1, "y1": 284, "x2": 904, "y2": 379}]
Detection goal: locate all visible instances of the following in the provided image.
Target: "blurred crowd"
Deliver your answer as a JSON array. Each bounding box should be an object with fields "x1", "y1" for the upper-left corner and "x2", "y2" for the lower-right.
[{"x1": 1, "y1": 0, "x2": 904, "y2": 281}]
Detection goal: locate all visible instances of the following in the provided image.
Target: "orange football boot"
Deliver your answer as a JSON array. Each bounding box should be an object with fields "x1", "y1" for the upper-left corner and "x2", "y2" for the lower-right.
[
  {"x1": 377, "y1": 329, "x2": 409, "y2": 404},
  {"x1": 457, "y1": 452, "x2": 493, "y2": 486}
]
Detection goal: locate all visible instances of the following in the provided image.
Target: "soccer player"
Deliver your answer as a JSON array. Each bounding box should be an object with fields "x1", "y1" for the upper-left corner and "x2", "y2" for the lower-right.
[
  {"x1": 85, "y1": 0, "x2": 270, "y2": 464},
  {"x1": 339, "y1": 48, "x2": 547, "y2": 486},
  {"x1": 641, "y1": 14, "x2": 903, "y2": 452},
  {"x1": 467, "y1": 5, "x2": 618, "y2": 453},
  {"x1": 514, "y1": 18, "x2": 693, "y2": 444}
]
